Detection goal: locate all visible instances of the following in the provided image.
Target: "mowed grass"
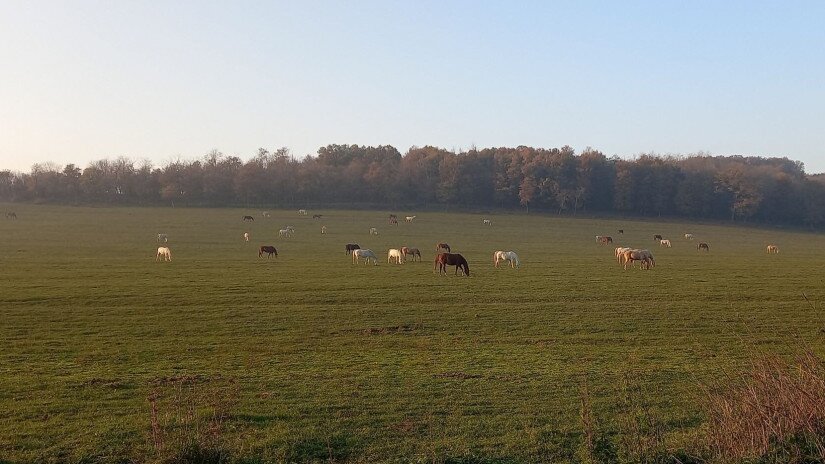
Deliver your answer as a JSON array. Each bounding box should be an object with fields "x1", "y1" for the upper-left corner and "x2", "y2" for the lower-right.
[{"x1": 1, "y1": 204, "x2": 825, "y2": 462}]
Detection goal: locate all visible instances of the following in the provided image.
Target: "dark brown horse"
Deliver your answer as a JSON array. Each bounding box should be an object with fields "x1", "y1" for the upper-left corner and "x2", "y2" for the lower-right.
[
  {"x1": 243, "y1": 215, "x2": 255, "y2": 221},
  {"x1": 434, "y1": 253, "x2": 469, "y2": 276},
  {"x1": 436, "y1": 242, "x2": 451, "y2": 253},
  {"x1": 345, "y1": 243, "x2": 360, "y2": 255},
  {"x1": 312, "y1": 214, "x2": 323, "y2": 219},
  {"x1": 653, "y1": 234, "x2": 662, "y2": 241},
  {"x1": 698, "y1": 242, "x2": 709, "y2": 251},
  {"x1": 259, "y1": 246, "x2": 278, "y2": 258},
  {"x1": 5, "y1": 212, "x2": 16, "y2": 219}
]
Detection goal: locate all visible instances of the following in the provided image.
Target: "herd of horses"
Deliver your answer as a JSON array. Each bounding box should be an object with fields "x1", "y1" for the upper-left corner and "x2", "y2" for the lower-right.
[{"x1": 147, "y1": 210, "x2": 785, "y2": 275}]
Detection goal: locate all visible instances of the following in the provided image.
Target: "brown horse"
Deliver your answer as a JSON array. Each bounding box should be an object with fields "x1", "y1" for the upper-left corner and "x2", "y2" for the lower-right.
[
  {"x1": 434, "y1": 253, "x2": 469, "y2": 276},
  {"x1": 698, "y1": 242, "x2": 709, "y2": 251},
  {"x1": 312, "y1": 214, "x2": 323, "y2": 219},
  {"x1": 259, "y1": 246, "x2": 278, "y2": 258},
  {"x1": 345, "y1": 243, "x2": 360, "y2": 255},
  {"x1": 653, "y1": 234, "x2": 662, "y2": 241},
  {"x1": 243, "y1": 215, "x2": 254, "y2": 221},
  {"x1": 436, "y1": 242, "x2": 451, "y2": 253}
]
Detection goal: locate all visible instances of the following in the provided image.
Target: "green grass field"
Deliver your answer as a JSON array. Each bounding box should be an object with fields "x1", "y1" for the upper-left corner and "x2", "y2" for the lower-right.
[{"x1": 2, "y1": 204, "x2": 824, "y2": 463}]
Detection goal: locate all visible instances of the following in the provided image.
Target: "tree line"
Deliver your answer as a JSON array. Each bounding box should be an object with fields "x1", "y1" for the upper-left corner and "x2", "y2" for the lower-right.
[{"x1": 2, "y1": 144, "x2": 825, "y2": 227}]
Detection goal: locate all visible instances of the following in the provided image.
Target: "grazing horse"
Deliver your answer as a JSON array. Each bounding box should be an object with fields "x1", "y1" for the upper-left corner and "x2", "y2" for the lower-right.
[
  {"x1": 405, "y1": 215, "x2": 416, "y2": 223},
  {"x1": 406, "y1": 248, "x2": 422, "y2": 262},
  {"x1": 369, "y1": 227, "x2": 379, "y2": 235},
  {"x1": 262, "y1": 211, "x2": 271, "y2": 218},
  {"x1": 6, "y1": 212, "x2": 17, "y2": 219},
  {"x1": 345, "y1": 244, "x2": 360, "y2": 255},
  {"x1": 259, "y1": 245, "x2": 278, "y2": 258},
  {"x1": 618, "y1": 229, "x2": 624, "y2": 234},
  {"x1": 482, "y1": 219, "x2": 492, "y2": 226},
  {"x1": 278, "y1": 229, "x2": 291, "y2": 238},
  {"x1": 621, "y1": 249, "x2": 654, "y2": 270},
  {"x1": 436, "y1": 243, "x2": 451, "y2": 253},
  {"x1": 312, "y1": 214, "x2": 323, "y2": 219},
  {"x1": 434, "y1": 253, "x2": 470, "y2": 276},
  {"x1": 352, "y1": 249, "x2": 378, "y2": 265},
  {"x1": 243, "y1": 215, "x2": 254, "y2": 222},
  {"x1": 659, "y1": 239, "x2": 672, "y2": 247},
  {"x1": 388, "y1": 248, "x2": 404, "y2": 264},
  {"x1": 494, "y1": 250, "x2": 520, "y2": 268},
  {"x1": 389, "y1": 217, "x2": 398, "y2": 225},
  {"x1": 243, "y1": 232, "x2": 250, "y2": 242},
  {"x1": 653, "y1": 234, "x2": 662, "y2": 241},
  {"x1": 157, "y1": 233, "x2": 168, "y2": 243},
  {"x1": 698, "y1": 242, "x2": 709, "y2": 251},
  {"x1": 321, "y1": 226, "x2": 327, "y2": 234},
  {"x1": 767, "y1": 244, "x2": 780, "y2": 254},
  {"x1": 596, "y1": 235, "x2": 613, "y2": 245},
  {"x1": 298, "y1": 209, "x2": 308, "y2": 215},
  {"x1": 156, "y1": 246, "x2": 172, "y2": 262},
  {"x1": 684, "y1": 233, "x2": 694, "y2": 240}
]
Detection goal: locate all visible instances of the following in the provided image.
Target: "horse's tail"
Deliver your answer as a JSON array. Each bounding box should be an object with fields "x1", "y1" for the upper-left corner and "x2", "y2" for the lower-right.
[{"x1": 462, "y1": 261, "x2": 470, "y2": 276}]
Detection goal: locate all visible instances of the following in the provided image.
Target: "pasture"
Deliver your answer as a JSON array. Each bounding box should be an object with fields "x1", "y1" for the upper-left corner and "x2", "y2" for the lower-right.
[{"x1": 1, "y1": 204, "x2": 824, "y2": 462}]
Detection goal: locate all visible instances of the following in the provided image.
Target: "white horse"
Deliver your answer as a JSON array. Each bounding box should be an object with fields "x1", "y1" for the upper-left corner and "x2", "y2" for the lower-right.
[
  {"x1": 405, "y1": 215, "x2": 416, "y2": 223},
  {"x1": 157, "y1": 233, "x2": 168, "y2": 243},
  {"x1": 684, "y1": 233, "x2": 694, "y2": 240},
  {"x1": 262, "y1": 211, "x2": 271, "y2": 218},
  {"x1": 352, "y1": 249, "x2": 378, "y2": 265},
  {"x1": 482, "y1": 219, "x2": 492, "y2": 226},
  {"x1": 279, "y1": 229, "x2": 291, "y2": 238},
  {"x1": 243, "y1": 232, "x2": 250, "y2": 242},
  {"x1": 494, "y1": 250, "x2": 520, "y2": 268},
  {"x1": 767, "y1": 244, "x2": 779, "y2": 254},
  {"x1": 369, "y1": 227, "x2": 379, "y2": 235},
  {"x1": 388, "y1": 248, "x2": 404, "y2": 264},
  {"x1": 156, "y1": 246, "x2": 172, "y2": 262},
  {"x1": 321, "y1": 225, "x2": 327, "y2": 234},
  {"x1": 298, "y1": 209, "x2": 307, "y2": 215},
  {"x1": 660, "y1": 239, "x2": 672, "y2": 247}
]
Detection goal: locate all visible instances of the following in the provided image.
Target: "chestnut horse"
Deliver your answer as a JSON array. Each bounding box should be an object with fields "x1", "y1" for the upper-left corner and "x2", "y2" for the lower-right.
[
  {"x1": 436, "y1": 243, "x2": 451, "y2": 253},
  {"x1": 434, "y1": 252, "x2": 469, "y2": 276}
]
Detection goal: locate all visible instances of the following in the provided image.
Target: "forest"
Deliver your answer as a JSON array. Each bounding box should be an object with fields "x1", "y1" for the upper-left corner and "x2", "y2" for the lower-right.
[{"x1": 2, "y1": 144, "x2": 825, "y2": 227}]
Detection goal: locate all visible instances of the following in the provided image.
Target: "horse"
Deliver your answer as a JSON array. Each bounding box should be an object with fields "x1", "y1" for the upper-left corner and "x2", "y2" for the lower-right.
[
  {"x1": 698, "y1": 242, "x2": 709, "y2": 251},
  {"x1": 684, "y1": 233, "x2": 694, "y2": 240},
  {"x1": 621, "y1": 249, "x2": 654, "y2": 270},
  {"x1": 614, "y1": 247, "x2": 632, "y2": 263},
  {"x1": 259, "y1": 245, "x2": 278, "y2": 258},
  {"x1": 243, "y1": 232, "x2": 250, "y2": 242},
  {"x1": 405, "y1": 215, "x2": 416, "y2": 223},
  {"x1": 436, "y1": 243, "x2": 451, "y2": 253},
  {"x1": 434, "y1": 253, "x2": 470, "y2": 276},
  {"x1": 406, "y1": 248, "x2": 422, "y2": 262},
  {"x1": 369, "y1": 227, "x2": 379, "y2": 235},
  {"x1": 157, "y1": 233, "x2": 168, "y2": 243},
  {"x1": 388, "y1": 248, "x2": 404, "y2": 264},
  {"x1": 653, "y1": 234, "x2": 662, "y2": 241},
  {"x1": 596, "y1": 236, "x2": 613, "y2": 245},
  {"x1": 262, "y1": 211, "x2": 271, "y2": 218},
  {"x1": 659, "y1": 239, "x2": 672, "y2": 247},
  {"x1": 494, "y1": 250, "x2": 520, "y2": 268},
  {"x1": 156, "y1": 246, "x2": 172, "y2": 262},
  {"x1": 321, "y1": 226, "x2": 327, "y2": 234},
  {"x1": 482, "y1": 219, "x2": 492, "y2": 226},
  {"x1": 312, "y1": 214, "x2": 323, "y2": 219},
  {"x1": 279, "y1": 229, "x2": 291, "y2": 238},
  {"x1": 618, "y1": 229, "x2": 624, "y2": 234},
  {"x1": 5, "y1": 212, "x2": 17, "y2": 219},
  {"x1": 352, "y1": 249, "x2": 378, "y2": 265},
  {"x1": 298, "y1": 209, "x2": 308, "y2": 215},
  {"x1": 243, "y1": 215, "x2": 254, "y2": 222},
  {"x1": 389, "y1": 214, "x2": 397, "y2": 220},
  {"x1": 767, "y1": 245, "x2": 779, "y2": 254},
  {"x1": 389, "y1": 217, "x2": 398, "y2": 225}
]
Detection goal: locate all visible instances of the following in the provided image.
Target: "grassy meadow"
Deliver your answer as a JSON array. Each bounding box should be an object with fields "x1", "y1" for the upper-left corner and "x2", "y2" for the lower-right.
[{"x1": 1, "y1": 204, "x2": 824, "y2": 463}]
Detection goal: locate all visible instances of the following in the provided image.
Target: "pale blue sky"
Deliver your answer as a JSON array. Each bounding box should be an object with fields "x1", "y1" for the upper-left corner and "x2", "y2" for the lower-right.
[{"x1": 1, "y1": 1, "x2": 824, "y2": 173}]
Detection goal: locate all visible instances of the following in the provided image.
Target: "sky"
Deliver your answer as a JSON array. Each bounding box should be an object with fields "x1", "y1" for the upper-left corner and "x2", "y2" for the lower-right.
[{"x1": 1, "y1": 1, "x2": 824, "y2": 173}]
